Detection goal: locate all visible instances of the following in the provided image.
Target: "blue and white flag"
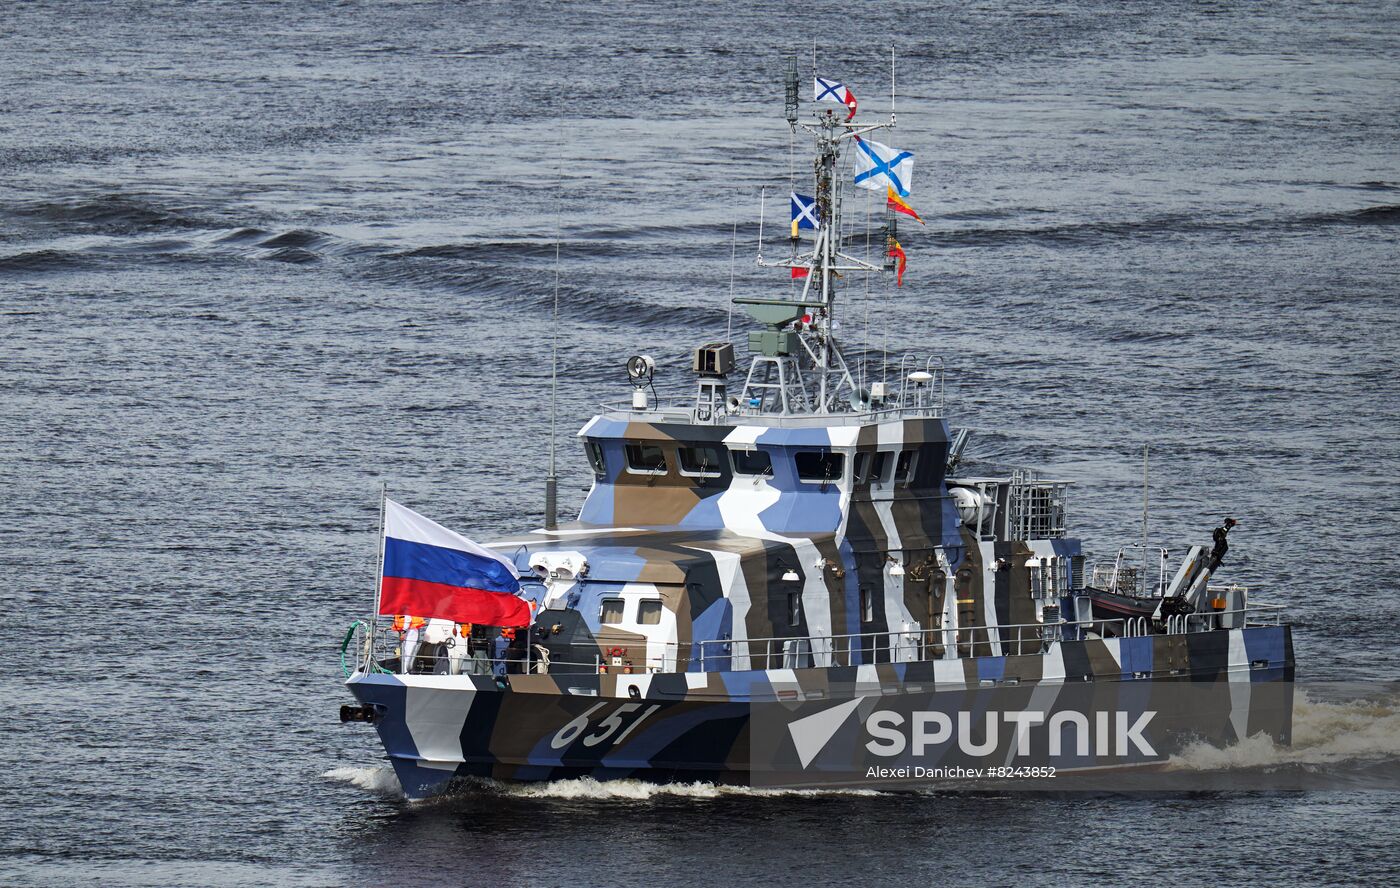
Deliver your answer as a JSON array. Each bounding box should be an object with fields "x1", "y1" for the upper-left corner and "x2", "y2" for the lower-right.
[
  {"x1": 852, "y1": 136, "x2": 914, "y2": 197},
  {"x1": 790, "y1": 192, "x2": 820, "y2": 236},
  {"x1": 814, "y1": 77, "x2": 858, "y2": 120}
]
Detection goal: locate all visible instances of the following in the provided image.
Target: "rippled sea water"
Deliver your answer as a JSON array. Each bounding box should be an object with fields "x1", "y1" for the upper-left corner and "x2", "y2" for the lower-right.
[{"x1": 3, "y1": 1, "x2": 1399, "y2": 885}]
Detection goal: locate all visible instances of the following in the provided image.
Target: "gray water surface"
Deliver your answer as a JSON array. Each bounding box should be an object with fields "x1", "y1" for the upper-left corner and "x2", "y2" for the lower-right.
[{"x1": 3, "y1": 1, "x2": 1399, "y2": 885}]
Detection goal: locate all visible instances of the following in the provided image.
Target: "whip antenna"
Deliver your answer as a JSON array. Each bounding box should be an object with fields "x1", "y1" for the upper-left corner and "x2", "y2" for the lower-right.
[
  {"x1": 545, "y1": 180, "x2": 562, "y2": 531},
  {"x1": 1141, "y1": 444, "x2": 1149, "y2": 574},
  {"x1": 727, "y1": 199, "x2": 738, "y2": 342}
]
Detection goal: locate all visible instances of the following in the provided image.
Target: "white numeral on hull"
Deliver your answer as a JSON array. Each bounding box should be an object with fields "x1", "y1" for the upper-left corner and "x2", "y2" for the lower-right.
[{"x1": 551, "y1": 703, "x2": 661, "y2": 750}]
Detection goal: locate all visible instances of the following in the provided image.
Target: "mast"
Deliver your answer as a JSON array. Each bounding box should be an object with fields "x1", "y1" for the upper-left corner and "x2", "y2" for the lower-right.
[
  {"x1": 815, "y1": 112, "x2": 839, "y2": 411},
  {"x1": 744, "y1": 59, "x2": 897, "y2": 415}
]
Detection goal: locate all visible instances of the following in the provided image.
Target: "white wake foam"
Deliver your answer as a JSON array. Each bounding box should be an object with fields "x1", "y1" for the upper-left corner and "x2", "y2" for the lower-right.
[
  {"x1": 321, "y1": 766, "x2": 402, "y2": 794},
  {"x1": 1170, "y1": 689, "x2": 1400, "y2": 770},
  {"x1": 321, "y1": 768, "x2": 877, "y2": 801},
  {"x1": 502, "y1": 777, "x2": 879, "y2": 800}
]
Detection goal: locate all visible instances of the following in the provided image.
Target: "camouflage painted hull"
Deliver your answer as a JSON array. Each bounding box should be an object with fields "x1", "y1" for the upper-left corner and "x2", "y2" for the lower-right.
[{"x1": 348, "y1": 625, "x2": 1293, "y2": 798}]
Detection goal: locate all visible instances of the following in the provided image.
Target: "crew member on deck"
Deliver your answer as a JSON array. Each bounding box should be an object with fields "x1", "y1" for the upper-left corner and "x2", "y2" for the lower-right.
[
  {"x1": 395, "y1": 614, "x2": 426, "y2": 674},
  {"x1": 492, "y1": 628, "x2": 514, "y2": 677},
  {"x1": 449, "y1": 622, "x2": 474, "y2": 676}
]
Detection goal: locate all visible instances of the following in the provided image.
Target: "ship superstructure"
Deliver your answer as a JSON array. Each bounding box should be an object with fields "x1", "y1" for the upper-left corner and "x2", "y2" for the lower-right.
[{"x1": 339, "y1": 62, "x2": 1294, "y2": 798}]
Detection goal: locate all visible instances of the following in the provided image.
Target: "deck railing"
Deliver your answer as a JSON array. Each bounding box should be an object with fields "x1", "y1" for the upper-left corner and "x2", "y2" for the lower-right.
[{"x1": 344, "y1": 601, "x2": 1287, "y2": 679}]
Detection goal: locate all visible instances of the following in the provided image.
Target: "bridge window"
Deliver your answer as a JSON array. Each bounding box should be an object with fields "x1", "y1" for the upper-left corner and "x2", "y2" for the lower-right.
[
  {"x1": 637, "y1": 600, "x2": 663, "y2": 625},
  {"x1": 585, "y1": 441, "x2": 606, "y2": 476},
  {"x1": 853, "y1": 452, "x2": 869, "y2": 483},
  {"x1": 860, "y1": 587, "x2": 875, "y2": 622},
  {"x1": 869, "y1": 451, "x2": 890, "y2": 483},
  {"x1": 678, "y1": 445, "x2": 723, "y2": 477},
  {"x1": 731, "y1": 449, "x2": 773, "y2": 476},
  {"x1": 893, "y1": 449, "x2": 918, "y2": 485},
  {"x1": 624, "y1": 442, "x2": 667, "y2": 474},
  {"x1": 788, "y1": 591, "x2": 802, "y2": 626},
  {"x1": 600, "y1": 598, "x2": 624, "y2": 624},
  {"x1": 795, "y1": 451, "x2": 844, "y2": 484}
]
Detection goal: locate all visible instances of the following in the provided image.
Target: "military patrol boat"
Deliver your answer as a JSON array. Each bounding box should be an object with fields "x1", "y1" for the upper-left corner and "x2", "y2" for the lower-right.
[{"x1": 339, "y1": 64, "x2": 1295, "y2": 798}]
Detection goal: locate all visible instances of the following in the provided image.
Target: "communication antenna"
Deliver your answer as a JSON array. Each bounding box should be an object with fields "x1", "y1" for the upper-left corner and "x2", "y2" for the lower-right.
[
  {"x1": 783, "y1": 55, "x2": 799, "y2": 126},
  {"x1": 1141, "y1": 445, "x2": 1150, "y2": 584},
  {"x1": 544, "y1": 184, "x2": 562, "y2": 531},
  {"x1": 727, "y1": 204, "x2": 738, "y2": 342},
  {"x1": 1141, "y1": 445, "x2": 1149, "y2": 551},
  {"x1": 757, "y1": 186, "x2": 766, "y2": 262},
  {"x1": 890, "y1": 47, "x2": 896, "y2": 117},
  {"x1": 785, "y1": 55, "x2": 797, "y2": 209}
]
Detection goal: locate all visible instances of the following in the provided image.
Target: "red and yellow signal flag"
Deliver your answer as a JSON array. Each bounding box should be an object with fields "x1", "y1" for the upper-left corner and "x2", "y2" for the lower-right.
[
  {"x1": 886, "y1": 187, "x2": 925, "y2": 225},
  {"x1": 887, "y1": 238, "x2": 907, "y2": 287}
]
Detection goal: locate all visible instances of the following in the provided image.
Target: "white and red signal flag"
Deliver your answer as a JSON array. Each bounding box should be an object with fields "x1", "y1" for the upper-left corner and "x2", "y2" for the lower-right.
[
  {"x1": 379, "y1": 499, "x2": 529, "y2": 627},
  {"x1": 814, "y1": 77, "x2": 858, "y2": 121}
]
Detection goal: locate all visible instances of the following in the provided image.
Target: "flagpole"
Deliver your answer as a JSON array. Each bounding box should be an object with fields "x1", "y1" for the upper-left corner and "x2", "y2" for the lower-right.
[{"x1": 370, "y1": 480, "x2": 387, "y2": 635}]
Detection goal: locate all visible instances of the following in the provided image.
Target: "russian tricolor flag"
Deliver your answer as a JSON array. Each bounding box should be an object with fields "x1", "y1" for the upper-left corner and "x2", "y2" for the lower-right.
[{"x1": 379, "y1": 500, "x2": 530, "y2": 627}]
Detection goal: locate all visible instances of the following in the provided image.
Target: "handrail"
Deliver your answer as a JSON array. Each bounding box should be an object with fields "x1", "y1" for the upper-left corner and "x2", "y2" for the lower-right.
[
  {"x1": 596, "y1": 400, "x2": 943, "y2": 422},
  {"x1": 341, "y1": 620, "x2": 368, "y2": 678},
  {"x1": 353, "y1": 601, "x2": 1288, "y2": 677}
]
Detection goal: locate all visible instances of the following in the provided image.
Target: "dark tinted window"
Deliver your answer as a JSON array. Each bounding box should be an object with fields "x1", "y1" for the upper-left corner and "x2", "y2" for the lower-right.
[
  {"x1": 600, "y1": 598, "x2": 624, "y2": 624},
  {"x1": 625, "y1": 442, "x2": 666, "y2": 473},
  {"x1": 788, "y1": 591, "x2": 802, "y2": 626},
  {"x1": 585, "y1": 441, "x2": 606, "y2": 475},
  {"x1": 678, "y1": 445, "x2": 722, "y2": 477},
  {"x1": 860, "y1": 587, "x2": 874, "y2": 622},
  {"x1": 731, "y1": 449, "x2": 773, "y2": 476},
  {"x1": 893, "y1": 449, "x2": 917, "y2": 484},
  {"x1": 869, "y1": 451, "x2": 890, "y2": 483},
  {"x1": 853, "y1": 452, "x2": 869, "y2": 483},
  {"x1": 795, "y1": 451, "x2": 845, "y2": 483},
  {"x1": 637, "y1": 600, "x2": 663, "y2": 625}
]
